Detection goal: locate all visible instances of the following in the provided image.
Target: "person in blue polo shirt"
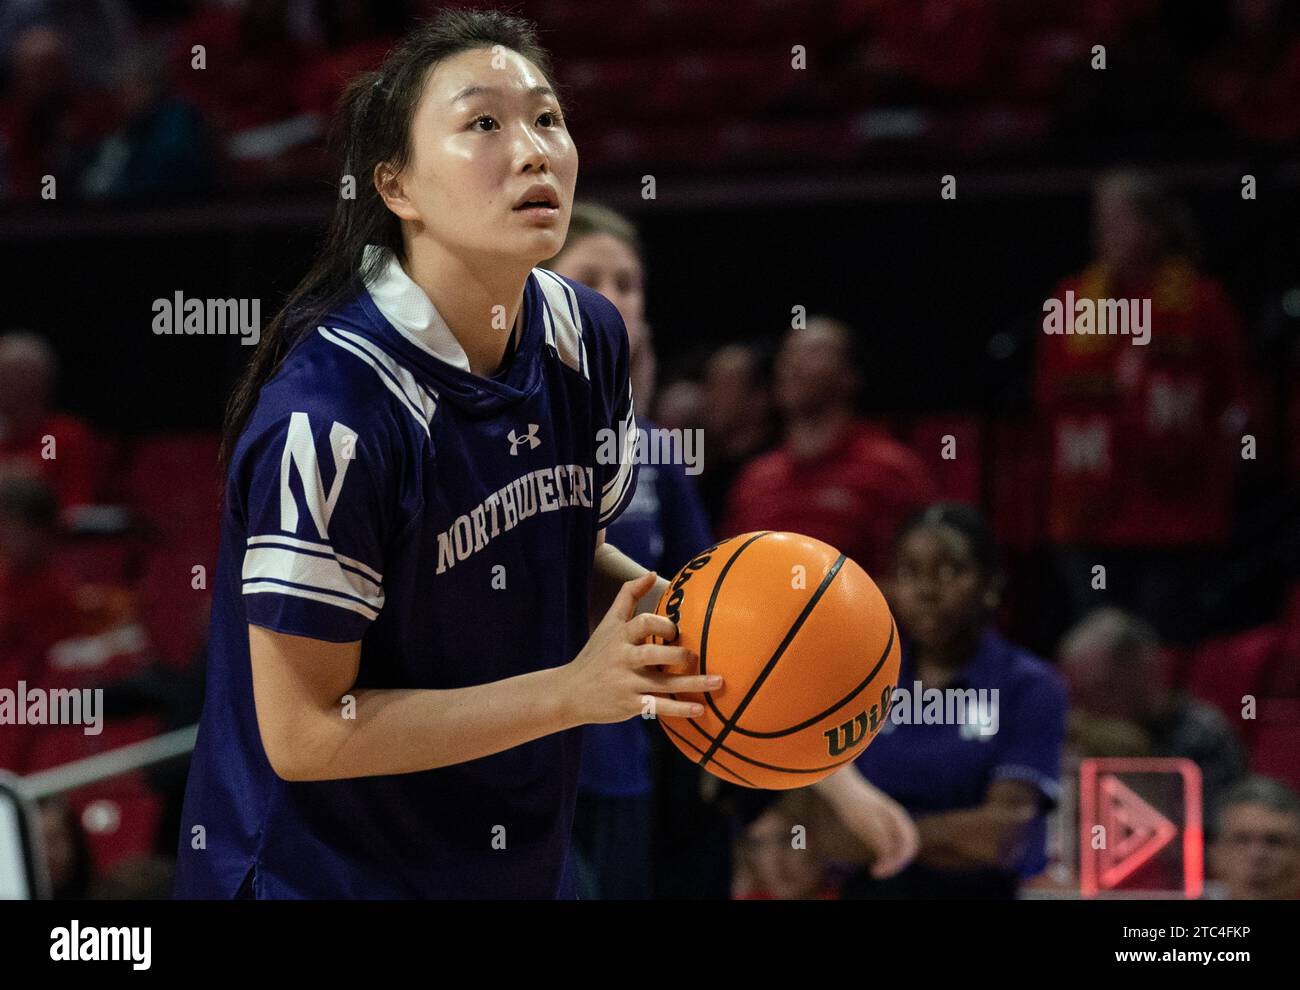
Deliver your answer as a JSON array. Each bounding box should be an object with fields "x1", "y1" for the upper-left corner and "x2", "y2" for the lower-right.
[{"x1": 833, "y1": 502, "x2": 1068, "y2": 898}]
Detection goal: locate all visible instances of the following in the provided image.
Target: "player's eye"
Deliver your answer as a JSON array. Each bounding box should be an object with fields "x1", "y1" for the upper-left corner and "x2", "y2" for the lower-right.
[
  {"x1": 538, "y1": 110, "x2": 562, "y2": 127},
  {"x1": 471, "y1": 115, "x2": 498, "y2": 132}
]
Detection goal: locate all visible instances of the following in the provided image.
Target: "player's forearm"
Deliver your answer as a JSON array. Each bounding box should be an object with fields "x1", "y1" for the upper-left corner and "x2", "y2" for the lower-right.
[
  {"x1": 272, "y1": 665, "x2": 576, "y2": 781},
  {"x1": 590, "y1": 540, "x2": 668, "y2": 627}
]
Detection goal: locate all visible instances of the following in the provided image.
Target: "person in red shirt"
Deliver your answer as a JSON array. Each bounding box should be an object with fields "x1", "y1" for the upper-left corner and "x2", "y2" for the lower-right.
[
  {"x1": 0, "y1": 25, "x2": 115, "y2": 201},
  {"x1": 1034, "y1": 171, "x2": 1257, "y2": 641},
  {"x1": 0, "y1": 332, "x2": 96, "y2": 512},
  {"x1": 723, "y1": 316, "x2": 937, "y2": 577},
  {"x1": 0, "y1": 468, "x2": 78, "y2": 773}
]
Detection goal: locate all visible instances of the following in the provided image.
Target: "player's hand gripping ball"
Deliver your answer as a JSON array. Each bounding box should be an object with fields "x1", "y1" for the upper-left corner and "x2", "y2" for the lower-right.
[{"x1": 649, "y1": 531, "x2": 900, "y2": 789}]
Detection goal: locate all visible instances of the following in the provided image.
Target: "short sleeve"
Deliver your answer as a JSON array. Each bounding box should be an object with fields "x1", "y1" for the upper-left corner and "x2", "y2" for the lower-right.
[
  {"x1": 990, "y1": 665, "x2": 1069, "y2": 810},
  {"x1": 589, "y1": 299, "x2": 639, "y2": 530},
  {"x1": 236, "y1": 405, "x2": 399, "y2": 643}
]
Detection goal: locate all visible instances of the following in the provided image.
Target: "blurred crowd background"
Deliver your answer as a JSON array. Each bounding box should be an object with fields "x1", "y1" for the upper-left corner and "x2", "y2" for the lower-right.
[{"x1": 1, "y1": 0, "x2": 1298, "y2": 899}]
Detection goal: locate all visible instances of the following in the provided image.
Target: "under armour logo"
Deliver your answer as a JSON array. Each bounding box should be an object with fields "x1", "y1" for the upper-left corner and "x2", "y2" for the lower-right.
[{"x1": 507, "y1": 424, "x2": 541, "y2": 455}]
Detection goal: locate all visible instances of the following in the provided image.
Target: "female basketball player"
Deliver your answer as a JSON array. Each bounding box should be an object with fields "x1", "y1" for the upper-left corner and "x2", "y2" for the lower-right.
[{"x1": 174, "y1": 8, "x2": 913, "y2": 899}]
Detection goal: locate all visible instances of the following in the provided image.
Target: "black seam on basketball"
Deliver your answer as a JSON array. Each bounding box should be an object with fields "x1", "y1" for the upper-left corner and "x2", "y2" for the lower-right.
[
  {"x1": 699, "y1": 553, "x2": 847, "y2": 766},
  {"x1": 726, "y1": 616, "x2": 897, "y2": 739},
  {"x1": 659, "y1": 720, "x2": 758, "y2": 787},
  {"x1": 673, "y1": 714, "x2": 862, "y2": 776},
  {"x1": 699, "y1": 531, "x2": 772, "y2": 724}
]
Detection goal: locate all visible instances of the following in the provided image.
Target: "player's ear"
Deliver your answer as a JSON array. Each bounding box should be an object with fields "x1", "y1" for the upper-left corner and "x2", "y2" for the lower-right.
[{"x1": 374, "y1": 161, "x2": 421, "y2": 222}]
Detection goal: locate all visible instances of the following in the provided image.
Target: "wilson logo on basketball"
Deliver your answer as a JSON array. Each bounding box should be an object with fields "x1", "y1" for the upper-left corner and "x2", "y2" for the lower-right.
[{"x1": 823, "y1": 685, "x2": 894, "y2": 757}]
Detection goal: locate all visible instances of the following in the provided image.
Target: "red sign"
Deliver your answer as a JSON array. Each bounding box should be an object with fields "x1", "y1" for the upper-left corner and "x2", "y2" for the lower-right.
[{"x1": 1078, "y1": 758, "x2": 1202, "y2": 898}]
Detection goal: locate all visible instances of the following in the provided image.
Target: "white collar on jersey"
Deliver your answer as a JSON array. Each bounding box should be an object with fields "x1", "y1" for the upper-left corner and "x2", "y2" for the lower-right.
[{"x1": 362, "y1": 243, "x2": 524, "y2": 374}]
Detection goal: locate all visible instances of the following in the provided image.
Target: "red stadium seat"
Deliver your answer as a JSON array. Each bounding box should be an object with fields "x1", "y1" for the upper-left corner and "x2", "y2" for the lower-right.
[
  {"x1": 1185, "y1": 625, "x2": 1285, "y2": 745},
  {"x1": 989, "y1": 417, "x2": 1048, "y2": 552},
  {"x1": 70, "y1": 777, "x2": 164, "y2": 875},
  {"x1": 55, "y1": 536, "x2": 140, "y2": 589},
  {"x1": 907, "y1": 413, "x2": 983, "y2": 503},
  {"x1": 1250, "y1": 726, "x2": 1300, "y2": 792},
  {"x1": 121, "y1": 434, "x2": 223, "y2": 551},
  {"x1": 135, "y1": 549, "x2": 215, "y2": 670}
]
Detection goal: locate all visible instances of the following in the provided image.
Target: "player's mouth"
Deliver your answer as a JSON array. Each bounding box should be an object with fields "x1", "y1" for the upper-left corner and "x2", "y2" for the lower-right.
[{"x1": 511, "y1": 184, "x2": 561, "y2": 221}]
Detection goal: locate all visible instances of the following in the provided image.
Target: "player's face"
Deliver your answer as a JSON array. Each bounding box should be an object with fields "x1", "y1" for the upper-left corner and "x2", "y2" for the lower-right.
[
  {"x1": 549, "y1": 233, "x2": 645, "y2": 336},
  {"x1": 398, "y1": 47, "x2": 578, "y2": 266},
  {"x1": 890, "y1": 526, "x2": 986, "y2": 651},
  {"x1": 1212, "y1": 804, "x2": 1300, "y2": 900}
]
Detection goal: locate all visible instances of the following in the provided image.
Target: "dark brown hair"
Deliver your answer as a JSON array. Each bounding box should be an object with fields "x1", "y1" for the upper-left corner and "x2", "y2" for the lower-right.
[{"x1": 219, "y1": 9, "x2": 559, "y2": 472}]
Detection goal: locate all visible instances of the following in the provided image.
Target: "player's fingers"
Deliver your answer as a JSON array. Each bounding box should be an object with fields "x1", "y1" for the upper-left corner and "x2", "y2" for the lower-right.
[
  {"x1": 642, "y1": 672, "x2": 723, "y2": 694},
  {"x1": 610, "y1": 571, "x2": 658, "y2": 623},
  {"x1": 641, "y1": 695, "x2": 706, "y2": 719},
  {"x1": 628, "y1": 644, "x2": 698, "y2": 670},
  {"x1": 625, "y1": 611, "x2": 677, "y2": 644}
]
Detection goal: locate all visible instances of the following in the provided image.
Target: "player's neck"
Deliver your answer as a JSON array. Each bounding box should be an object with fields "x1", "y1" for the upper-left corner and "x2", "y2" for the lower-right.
[{"x1": 402, "y1": 238, "x2": 531, "y2": 378}]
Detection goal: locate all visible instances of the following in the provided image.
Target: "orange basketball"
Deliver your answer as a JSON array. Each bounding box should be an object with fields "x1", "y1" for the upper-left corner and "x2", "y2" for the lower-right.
[{"x1": 650, "y1": 531, "x2": 900, "y2": 790}]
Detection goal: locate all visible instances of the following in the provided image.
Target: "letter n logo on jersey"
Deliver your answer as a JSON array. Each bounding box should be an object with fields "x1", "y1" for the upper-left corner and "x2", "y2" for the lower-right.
[{"x1": 279, "y1": 411, "x2": 358, "y2": 540}]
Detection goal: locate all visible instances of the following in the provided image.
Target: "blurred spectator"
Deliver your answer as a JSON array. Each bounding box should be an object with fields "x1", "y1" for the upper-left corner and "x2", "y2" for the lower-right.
[
  {"x1": 548, "y1": 203, "x2": 712, "y2": 899},
  {"x1": 698, "y1": 343, "x2": 775, "y2": 529},
  {"x1": 0, "y1": 331, "x2": 96, "y2": 511},
  {"x1": 80, "y1": 43, "x2": 214, "y2": 200},
  {"x1": 833, "y1": 502, "x2": 1068, "y2": 898},
  {"x1": 654, "y1": 377, "x2": 705, "y2": 435},
  {"x1": 1059, "y1": 606, "x2": 1248, "y2": 816},
  {"x1": 733, "y1": 790, "x2": 838, "y2": 900},
  {"x1": 169, "y1": 0, "x2": 321, "y2": 145},
  {"x1": 1035, "y1": 170, "x2": 1257, "y2": 642},
  {"x1": 1064, "y1": 709, "x2": 1154, "y2": 759},
  {"x1": 1210, "y1": 775, "x2": 1300, "y2": 899},
  {"x1": 723, "y1": 316, "x2": 936, "y2": 576},
  {"x1": 0, "y1": 469, "x2": 69, "y2": 671},
  {"x1": 1189, "y1": 0, "x2": 1300, "y2": 146},
  {"x1": 293, "y1": 0, "x2": 407, "y2": 119},
  {"x1": 0, "y1": 25, "x2": 115, "y2": 199},
  {"x1": 0, "y1": 468, "x2": 156, "y2": 774},
  {"x1": 0, "y1": 0, "x2": 134, "y2": 89}
]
